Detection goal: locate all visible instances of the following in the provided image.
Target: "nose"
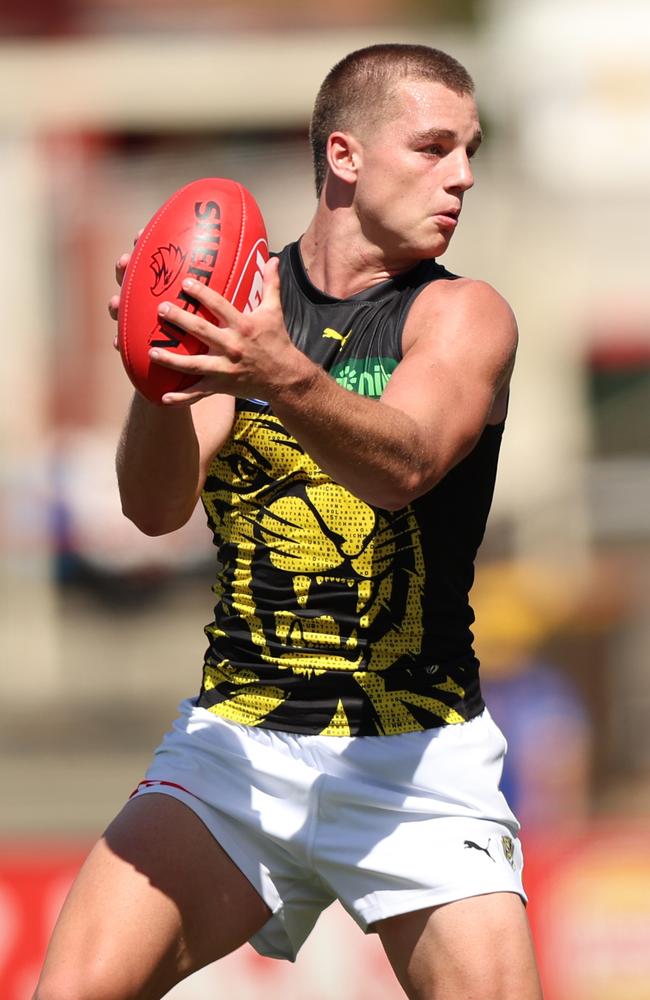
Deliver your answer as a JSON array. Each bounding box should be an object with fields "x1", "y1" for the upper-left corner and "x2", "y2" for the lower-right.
[{"x1": 446, "y1": 149, "x2": 474, "y2": 193}]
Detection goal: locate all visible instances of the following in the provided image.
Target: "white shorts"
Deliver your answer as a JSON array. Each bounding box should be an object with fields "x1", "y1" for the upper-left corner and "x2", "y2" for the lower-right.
[{"x1": 131, "y1": 698, "x2": 525, "y2": 961}]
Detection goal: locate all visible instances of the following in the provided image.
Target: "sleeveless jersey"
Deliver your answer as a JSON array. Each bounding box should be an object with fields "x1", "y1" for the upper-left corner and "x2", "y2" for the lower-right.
[{"x1": 197, "y1": 241, "x2": 504, "y2": 736}]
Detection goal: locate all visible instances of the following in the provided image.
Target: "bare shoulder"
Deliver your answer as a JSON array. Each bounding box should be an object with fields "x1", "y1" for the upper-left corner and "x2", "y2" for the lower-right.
[{"x1": 403, "y1": 275, "x2": 518, "y2": 360}]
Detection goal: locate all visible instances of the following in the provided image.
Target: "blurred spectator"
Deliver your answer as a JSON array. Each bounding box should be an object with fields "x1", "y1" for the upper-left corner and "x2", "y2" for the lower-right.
[
  {"x1": 473, "y1": 561, "x2": 593, "y2": 832},
  {"x1": 49, "y1": 428, "x2": 212, "y2": 601}
]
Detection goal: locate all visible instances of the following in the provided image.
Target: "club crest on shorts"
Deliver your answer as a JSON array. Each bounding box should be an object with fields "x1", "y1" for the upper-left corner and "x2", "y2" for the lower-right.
[{"x1": 501, "y1": 835, "x2": 516, "y2": 868}]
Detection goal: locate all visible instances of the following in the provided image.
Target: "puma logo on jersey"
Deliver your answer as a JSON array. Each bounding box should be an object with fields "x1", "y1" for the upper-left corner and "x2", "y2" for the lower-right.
[
  {"x1": 464, "y1": 839, "x2": 495, "y2": 862},
  {"x1": 323, "y1": 327, "x2": 352, "y2": 349}
]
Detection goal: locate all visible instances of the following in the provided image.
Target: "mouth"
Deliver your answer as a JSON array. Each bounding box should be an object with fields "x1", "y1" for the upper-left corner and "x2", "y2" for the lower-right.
[{"x1": 433, "y1": 208, "x2": 460, "y2": 229}]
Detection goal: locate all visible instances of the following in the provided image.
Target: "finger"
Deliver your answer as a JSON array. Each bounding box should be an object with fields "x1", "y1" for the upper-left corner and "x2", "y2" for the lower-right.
[
  {"x1": 155, "y1": 300, "x2": 235, "y2": 358},
  {"x1": 115, "y1": 253, "x2": 130, "y2": 287},
  {"x1": 133, "y1": 228, "x2": 144, "y2": 247},
  {"x1": 159, "y1": 372, "x2": 225, "y2": 406},
  {"x1": 113, "y1": 335, "x2": 119, "y2": 352},
  {"x1": 180, "y1": 278, "x2": 242, "y2": 329},
  {"x1": 148, "y1": 346, "x2": 221, "y2": 375},
  {"x1": 108, "y1": 293, "x2": 120, "y2": 321},
  {"x1": 161, "y1": 386, "x2": 212, "y2": 406}
]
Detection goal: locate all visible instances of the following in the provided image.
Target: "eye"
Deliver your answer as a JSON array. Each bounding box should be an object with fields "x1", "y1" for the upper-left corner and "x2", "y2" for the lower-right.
[
  {"x1": 226, "y1": 453, "x2": 259, "y2": 482},
  {"x1": 207, "y1": 448, "x2": 273, "y2": 495},
  {"x1": 422, "y1": 144, "x2": 444, "y2": 157}
]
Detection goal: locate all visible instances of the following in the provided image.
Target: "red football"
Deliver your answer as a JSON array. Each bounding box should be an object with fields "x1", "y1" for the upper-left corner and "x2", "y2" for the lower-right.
[{"x1": 117, "y1": 177, "x2": 269, "y2": 403}]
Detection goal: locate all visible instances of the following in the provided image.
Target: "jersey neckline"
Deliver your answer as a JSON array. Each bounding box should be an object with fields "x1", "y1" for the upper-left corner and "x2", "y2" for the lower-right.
[{"x1": 288, "y1": 240, "x2": 443, "y2": 306}]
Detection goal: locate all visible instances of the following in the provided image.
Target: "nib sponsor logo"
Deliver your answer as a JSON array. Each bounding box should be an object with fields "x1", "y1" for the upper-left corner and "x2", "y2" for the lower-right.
[
  {"x1": 150, "y1": 243, "x2": 187, "y2": 296},
  {"x1": 331, "y1": 357, "x2": 398, "y2": 399}
]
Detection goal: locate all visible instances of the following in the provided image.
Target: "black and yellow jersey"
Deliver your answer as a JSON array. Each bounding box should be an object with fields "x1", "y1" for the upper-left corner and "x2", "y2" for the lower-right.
[{"x1": 197, "y1": 241, "x2": 504, "y2": 736}]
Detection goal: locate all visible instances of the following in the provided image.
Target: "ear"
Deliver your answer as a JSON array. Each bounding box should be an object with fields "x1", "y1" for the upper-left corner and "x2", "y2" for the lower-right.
[{"x1": 326, "y1": 131, "x2": 361, "y2": 186}]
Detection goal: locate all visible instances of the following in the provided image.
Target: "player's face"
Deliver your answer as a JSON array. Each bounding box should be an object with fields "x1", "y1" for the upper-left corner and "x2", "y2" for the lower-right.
[{"x1": 353, "y1": 79, "x2": 482, "y2": 262}]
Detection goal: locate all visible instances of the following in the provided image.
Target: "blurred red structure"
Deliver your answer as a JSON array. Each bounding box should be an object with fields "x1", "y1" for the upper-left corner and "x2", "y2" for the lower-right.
[
  {"x1": 3, "y1": 823, "x2": 650, "y2": 1000},
  {"x1": 525, "y1": 823, "x2": 650, "y2": 1000},
  {"x1": 0, "y1": 843, "x2": 86, "y2": 1000}
]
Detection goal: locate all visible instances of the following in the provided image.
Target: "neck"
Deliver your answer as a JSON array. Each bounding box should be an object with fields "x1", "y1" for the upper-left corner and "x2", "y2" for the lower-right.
[{"x1": 300, "y1": 201, "x2": 418, "y2": 299}]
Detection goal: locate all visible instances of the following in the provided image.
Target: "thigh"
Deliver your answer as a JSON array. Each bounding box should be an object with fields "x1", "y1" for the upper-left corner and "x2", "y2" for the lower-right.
[
  {"x1": 376, "y1": 892, "x2": 542, "y2": 1000},
  {"x1": 35, "y1": 793, "x2": 272, "y2": 1000}
]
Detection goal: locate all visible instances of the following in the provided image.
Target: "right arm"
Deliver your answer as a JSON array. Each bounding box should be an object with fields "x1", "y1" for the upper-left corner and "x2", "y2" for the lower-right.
[
  {"x1": 116, "y1": 392, "x2": 234, "y2": 536},
  {"x1": 111, "y1": 249, "x2": 234, "y2": 536}
]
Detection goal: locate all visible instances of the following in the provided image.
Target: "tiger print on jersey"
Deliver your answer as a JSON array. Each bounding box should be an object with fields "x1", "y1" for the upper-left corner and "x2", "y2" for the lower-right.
[{"x1": 198, "y1": 406, "x2": 469, "y2": 735}]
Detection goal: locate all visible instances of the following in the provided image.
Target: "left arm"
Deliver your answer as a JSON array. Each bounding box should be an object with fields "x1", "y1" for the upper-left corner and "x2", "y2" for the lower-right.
[{"x1": 149, "y1": 259, "x2": 517, "y2": 509}]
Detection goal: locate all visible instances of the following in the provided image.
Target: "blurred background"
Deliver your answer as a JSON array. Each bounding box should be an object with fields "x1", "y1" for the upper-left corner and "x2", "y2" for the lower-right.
[{"x1": 1, "y1": 0, "x2": 649, "y2": 997}]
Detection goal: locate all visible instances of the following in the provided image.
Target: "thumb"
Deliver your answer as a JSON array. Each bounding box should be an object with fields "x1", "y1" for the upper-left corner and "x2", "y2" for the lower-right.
[{"x1": 261, "y1": 255, "x2": 281, "y2": 309}]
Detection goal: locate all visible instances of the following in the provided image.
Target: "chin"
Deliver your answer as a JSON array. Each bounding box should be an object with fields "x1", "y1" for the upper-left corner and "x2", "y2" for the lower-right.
[
  {"x1": 432, "y1": 233, "x2": 454, "y2": 258},
  {"x1": 393, "y1": 229, "x2": 451, "y2": 266},
  {"x1": 417, "y1": 236, "x2": 451, "y2": 261},
  {"x1": 415, "y1": 225, "x2": 454, "y2": 260}
]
